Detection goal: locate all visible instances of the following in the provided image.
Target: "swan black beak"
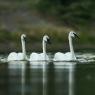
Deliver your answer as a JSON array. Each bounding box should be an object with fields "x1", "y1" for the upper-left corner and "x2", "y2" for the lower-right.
[
  {"x1": 74, "y1": 33, "x2": 79, "y2": 39},
  {"x1": 24, "y1": 36, "x2": 27, "y2": 42},
  {"x1": 47, "y1": 38, "x2": 51, "y2": 44}
]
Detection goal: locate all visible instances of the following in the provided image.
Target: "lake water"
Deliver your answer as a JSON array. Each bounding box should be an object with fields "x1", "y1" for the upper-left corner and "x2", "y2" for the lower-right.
[{"x1": 0, "y1": 52, "x2": 95, "y2": 95}]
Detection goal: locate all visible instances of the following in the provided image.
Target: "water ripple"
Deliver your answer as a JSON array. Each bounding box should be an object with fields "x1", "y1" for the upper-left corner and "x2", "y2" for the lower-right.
[{"x1": 0, "y1": 52, "x2": 95, "y2": 63}]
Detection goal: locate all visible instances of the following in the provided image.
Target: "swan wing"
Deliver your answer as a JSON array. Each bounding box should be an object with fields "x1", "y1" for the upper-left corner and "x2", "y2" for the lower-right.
[
  {"x1": 53, "y1": 52, "x2": 65, "y2": 61},
  {"x1": 7, "y1": 52, "x2": 18, "y2": 61},
  {"x1": 17, "y1": 53, "x2": 24, "y2": 60},
  {"x1": 45, "y1": 54, "x2": 49, "y2": 61},
  {"x1": 29, "y1": 52, "x2": 39, "y2": 61},
  {"x1": 64, "y1": 52, "x2": 76, "y2": 61},
  {"x1": 17, "y1": 52, "x2": 28, "y2": 61},
  {"x1": 39, "y1": 53, "x2": 49, "y2": 61}
]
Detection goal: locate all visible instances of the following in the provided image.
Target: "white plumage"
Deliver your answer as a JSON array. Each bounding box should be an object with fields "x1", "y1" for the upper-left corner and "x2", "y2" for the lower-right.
[
  {"x1": 7, "y1": 34, "x2": 27, "y2": 61},
  {"x1": 29, "y1": 35, "x2": 50, "y2": 61},
  {"x1": 53, "y1": 31, "x2": 79, "y2": 61}
]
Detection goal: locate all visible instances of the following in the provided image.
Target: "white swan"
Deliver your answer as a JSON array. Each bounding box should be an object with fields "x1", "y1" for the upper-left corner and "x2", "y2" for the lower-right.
[
  {"x1": 53, "y1": 31, "x2": 79, "y2": 61},
  {"x1": 7, "y1": 34, "x2": 27, "y2": 61},
  {"x1": 29, "y1": 35, "x2": 50, "y2": 61}
]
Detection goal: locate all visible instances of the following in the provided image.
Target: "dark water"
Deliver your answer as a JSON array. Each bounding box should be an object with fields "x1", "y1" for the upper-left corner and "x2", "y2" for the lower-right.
[{"x1": 0, "y1": 53, "x2": 95, "y2": 95}]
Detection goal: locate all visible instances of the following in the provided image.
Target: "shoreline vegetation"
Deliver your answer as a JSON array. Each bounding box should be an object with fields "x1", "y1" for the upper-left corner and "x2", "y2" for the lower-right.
[
  {"x1": 0, "y1": 0, "x2": 95, "y2": 53},
  {"x1": 0, "y1": 26, "x2": 95, "y2": 53}
]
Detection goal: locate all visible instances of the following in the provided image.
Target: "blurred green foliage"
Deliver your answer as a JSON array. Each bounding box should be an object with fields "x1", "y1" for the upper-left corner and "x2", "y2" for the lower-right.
[
  {"x1": 0, "y1": 25, "x2": 94, "y2": 53},
  {"x1": 0, "y1": 0, "x2": 94, "y2": 52},
  {"x1": 28, "y1": 0, "x2": 95, "y2": 31},
  {"x1": 0, "y1": 0, "x2": 95, "y2": 30}
]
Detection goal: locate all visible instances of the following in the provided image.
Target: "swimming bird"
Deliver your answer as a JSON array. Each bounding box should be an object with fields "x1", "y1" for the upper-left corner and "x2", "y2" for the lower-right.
[
  {"x1": 53, "y1": 31, "x2": 79, "y2": 61},
  {"x1": 7, "y1": 34, "x2": 27, "y2": 61},
  {"x1": 29, "y1": 35, "x2": 51, "y2": 61}
]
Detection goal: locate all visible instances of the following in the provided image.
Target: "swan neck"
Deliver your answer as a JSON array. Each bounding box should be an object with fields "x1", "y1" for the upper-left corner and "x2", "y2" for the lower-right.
[
  {"x1": 69, "y1": 36, "x2": 74, "y2": 55},
  {"x1": 21, "y1": 37, "x2": 26, "y2": 59},
  {"x1": 43, "y1": 40, "x2": 46, "y2": 54}
]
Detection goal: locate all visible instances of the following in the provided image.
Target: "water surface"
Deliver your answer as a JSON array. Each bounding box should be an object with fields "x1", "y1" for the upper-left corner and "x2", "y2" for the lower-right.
[{"x1": 0, "y1": 52, "x2": 95, "y2": 95}]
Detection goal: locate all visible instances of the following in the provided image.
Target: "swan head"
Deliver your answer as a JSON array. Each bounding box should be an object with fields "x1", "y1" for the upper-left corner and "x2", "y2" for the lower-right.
[
  {"x1": 69, "y1": 31, "x2": 79, "y2": 38},
  {"x1": 43, "y1": 35, "x2": 51, "y2": 44},
  {"x1": 21, "y1": 34, "x2": 26, "y2": 40}
]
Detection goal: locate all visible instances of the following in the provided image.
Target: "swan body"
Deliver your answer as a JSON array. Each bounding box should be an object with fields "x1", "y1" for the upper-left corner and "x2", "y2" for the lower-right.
[
  {"x1": 53, "y1": 52, "x2": 76, "y2": 61},
  {"x1": 53, "y1": 31, "x2": 78, "y2": 61},
  {"x1": 17, "y1": 52, "x2": 27, "y2": 60},
  {"x1": 30, "y1": 52, "x2": 49, "y2": 61},
  {"x1": 39, "y1": 53, "x2": 49, "y2": 60},
  {"x1": 29, "y1": 52, "x2": 39, "y2": 61},
  {"x1": 7, "y1": 52, "x2": 18, "y2": 61},
  {"x1": 7, "y1": 34, "x2": 27, "y2": 61},
  {"x1": 29, "y1": 35, "x2": 50, "y2": 61},
  {"x1": 53, "y1": 52, "x2": 65, "y2": 61}
]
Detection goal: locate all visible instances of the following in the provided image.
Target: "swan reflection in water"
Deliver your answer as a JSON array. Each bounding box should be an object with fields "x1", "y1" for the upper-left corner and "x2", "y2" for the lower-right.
[
  {"x1": 8, "y1": 60, "x2": 76, "y2": 95},
  {"x1": 30, "y1": 61, "x2": 76, "y2": 95},
  {"x1": 8, "y1": 61, "x2": 27, "y2": 95},
  {"x1": 54, "y1": 61, "x2": 76, "y2": 95},
  {"x1": 30, "y1": 61, "x2": 48, "y2": 95}
]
